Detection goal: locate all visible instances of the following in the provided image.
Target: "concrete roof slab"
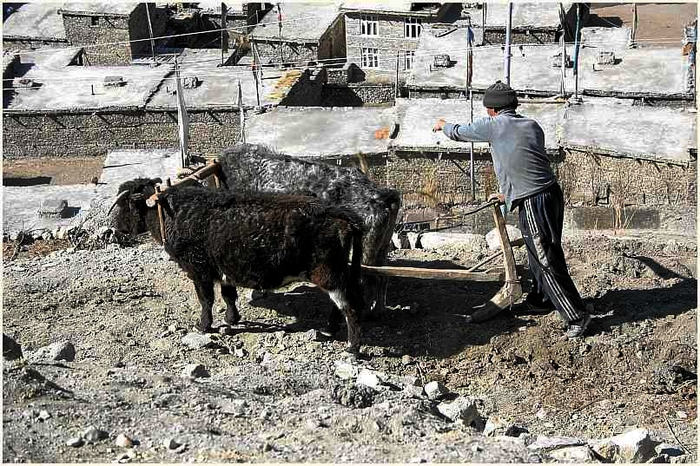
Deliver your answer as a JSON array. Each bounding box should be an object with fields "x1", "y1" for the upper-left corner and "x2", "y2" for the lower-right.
[
  {"x1": 391, "y1": 97, "x2": 563, "y2": 152},
  {"x1": 250, "y1": 3, "x2": 340, "y2": 42},
  {"x1": 5, "y1": 64, "x2": 171, "y2": 112},
  {"x1": 340, "y1": 1, "x2": 440, "y2": 15},
  {"x1": 145, "y1": 51, "x2": 289, "y2": 109},
  {"x1": 3, "y1": 2, "x2": 67, "y2": 41},
  {"x1": 559, "y1": 101, "x2": 696, "y2": 163},
  {"x1": 244, "y1": 106, "x2": 395, "y2": 158},
  {"x1": 462, "y1": 2, "x2": 566, "y2": 29}
]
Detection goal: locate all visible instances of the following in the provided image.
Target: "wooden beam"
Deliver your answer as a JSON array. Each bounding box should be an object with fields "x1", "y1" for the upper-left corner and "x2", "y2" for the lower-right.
[{"x1": 360, "y1": 264, "x2": 503, "y2": 282}]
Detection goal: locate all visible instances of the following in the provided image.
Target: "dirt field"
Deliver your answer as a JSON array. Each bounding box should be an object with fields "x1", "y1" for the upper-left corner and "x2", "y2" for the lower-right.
[
  {"x1": 3, "y1": 158, "x2": 105, "y2": 186},
  {"x1": 2, "y1": 228, "x2": 696, "y2": 463},
  {"x1": 589, "y1": 3, "x2": 697, "y2": 43}
]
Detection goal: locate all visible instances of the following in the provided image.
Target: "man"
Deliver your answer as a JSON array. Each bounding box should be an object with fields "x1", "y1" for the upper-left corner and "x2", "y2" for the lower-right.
[{"x1": 433, "y1": 80, "x2": 591, "y2": 338}]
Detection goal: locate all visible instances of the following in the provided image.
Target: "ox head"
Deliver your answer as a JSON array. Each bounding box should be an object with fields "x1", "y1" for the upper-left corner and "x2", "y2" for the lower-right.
[{"x1": 109, "y1": 178, "x2": 162, "y2": 236}]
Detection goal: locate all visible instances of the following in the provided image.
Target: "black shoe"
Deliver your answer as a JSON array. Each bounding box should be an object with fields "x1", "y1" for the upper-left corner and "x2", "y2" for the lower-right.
[
  {"x1": 564, "y1": 314, "x2": 592, "y2": 339},
  {"x1": 518, "y1": 294, "x2": 555, "y2": 315}
]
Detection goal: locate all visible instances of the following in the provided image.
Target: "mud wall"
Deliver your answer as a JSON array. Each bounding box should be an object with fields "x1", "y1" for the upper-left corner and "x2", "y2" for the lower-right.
[{"x1": 2, "y1": 110, "x2": 242, "y2": 159}]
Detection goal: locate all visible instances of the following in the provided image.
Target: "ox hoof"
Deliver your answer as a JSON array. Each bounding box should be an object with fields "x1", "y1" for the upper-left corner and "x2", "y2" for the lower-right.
[{"x1": 224, "y1": 313, "x2": 241, "y2": 327}]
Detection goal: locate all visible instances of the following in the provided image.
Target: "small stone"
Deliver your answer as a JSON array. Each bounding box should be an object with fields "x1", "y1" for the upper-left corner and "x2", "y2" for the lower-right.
[
  {"x1": 436, "y1": 396, "x2": 483, "y2": 428},
  {"x1": 423, "y1": 381, "x2": 449, "y2": 400},
  {"x1": 404, "y1": 384, "x2": 425, "y2": 399},
  {"x1": 401, "y1": 355, "x2": 412, "y2": 365},
  {"x1": 483, "y1": 416, "x2": 525, "y2": 437},
  {"x1": 233, "y1": 347, "x2": 247, "y2": 358},
  {"x1": 182, "y1": 364, "x2": 209, "y2": 379},
  {"x1": 548, "y1": 445, "x2": 596, "y2": 462},
  {"x1": 116, "y1": 452, "x2": 132, "y2": 463},
  {"x1": 66, "y1": 437, "x2": 84, "y2": 447},
  {"x1": 471, "y1": 444, "x2": 483, "y2": 452},
  {"x1": 334, "y1": 361, "x2": 358, "y2": 380},
  {"x1": 305, "y1": 329, "x2": 320, "y2": 341},
  {"x1": 115, "y1": 433, "x2": 134, "y2": 448},
  {"x1": 181, "y1": 333, "x2": 214, "y2": 349},
  {"x1": 535, "y1": 408, "x2": 547, "y2": 419},
  {"x1": 37, "y1": 410, "x2": 51, "y2": 421},
  {"x1": 220, "y1": 399, "x2": 247, "y2": 416},
  {"x1": 29, "y1": 341, "x2": 75, "y2": 362},
  {"x1": 675, "y1": 411, "x2": 688, "y2": 420},
  {"x1": 82, "y1": 426, "x2": 107, "y2": 443},
  {"x1": 356, "y1": 369, "x2": 382, "y2": 391},
  {"x1": 164, "y1": 438, "x2": 181, "y2": 450}
]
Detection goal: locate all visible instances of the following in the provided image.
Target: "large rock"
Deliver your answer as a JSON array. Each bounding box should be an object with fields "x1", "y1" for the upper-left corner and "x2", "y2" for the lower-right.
[
  {"x1": 28, "y1": 341, "x2": 75, "y2": 362},
  {"x1": 592, "y1": 428, "x2": 658, "y2": 463},
  {"x1": 333, "y1": 361, "x2": 359, "y2": 380},
  {"x1": 486, "y1": 225, "x2": 523, "y2": 251},
  {"x1": 419, "y1": 232, "x2": 488, "y2": 253},
  {"x1": 424, "y1": 381, "x2": 449, "y2": 400},
  {"x1": 483, "y1": 416, "x2": 525, "y2": 437},
  {"x1": 181, "y1": 333, "x2": 215, "y2": 349},
  {"x1": 436, "y1": 396, "x2": 483, "y2": 428}
]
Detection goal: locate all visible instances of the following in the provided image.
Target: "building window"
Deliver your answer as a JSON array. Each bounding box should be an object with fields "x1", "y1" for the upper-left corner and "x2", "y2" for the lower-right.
[
  {"x1": 361, "y1": 47, "x2": 379, "y2": 68},
  {"x1": 360, "y1": 15, "x2": 378, "y2": 36},
  {"x1": 404, "y1": 50, "x2": 415, "y2": 70},
  {"x1": 404, "y1": 18, "x2": 422, "y2": 38},
  {"x1": 90, "y1": 16, "x2": 99, "y2": 26}
]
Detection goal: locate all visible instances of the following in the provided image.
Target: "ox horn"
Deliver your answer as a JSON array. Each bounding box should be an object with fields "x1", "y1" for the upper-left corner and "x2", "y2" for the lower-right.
[{"x1": 107, "y1": 190, "x2": 130, "y2": 215}]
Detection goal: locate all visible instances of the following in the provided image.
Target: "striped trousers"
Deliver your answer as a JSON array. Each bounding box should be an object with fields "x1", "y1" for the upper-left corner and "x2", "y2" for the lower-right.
[{"x1": 517, "y1": 183, "x2": 585, "y2": 323}]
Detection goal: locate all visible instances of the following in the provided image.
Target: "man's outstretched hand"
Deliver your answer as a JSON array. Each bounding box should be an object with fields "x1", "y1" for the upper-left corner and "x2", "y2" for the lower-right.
[
  {"x1": 432, "y1": 118, "x2": 446, "y2": 132},
  {"x1": 488, "y1": 193, "x2": 505, "y2": 204}
]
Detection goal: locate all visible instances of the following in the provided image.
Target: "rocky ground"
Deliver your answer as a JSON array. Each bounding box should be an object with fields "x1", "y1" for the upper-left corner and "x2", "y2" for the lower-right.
[{"x1": 2, "y1": 225, "x2": 697, "y2": 463}]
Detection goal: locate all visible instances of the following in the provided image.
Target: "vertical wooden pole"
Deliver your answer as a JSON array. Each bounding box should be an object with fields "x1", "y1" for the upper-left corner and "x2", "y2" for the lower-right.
[
  {"x1": 504, "y1": 2, "x2": 513, "y2": 85},
  {"x1": 145, "y1": 2, "x2": 156, "y2": 61}
]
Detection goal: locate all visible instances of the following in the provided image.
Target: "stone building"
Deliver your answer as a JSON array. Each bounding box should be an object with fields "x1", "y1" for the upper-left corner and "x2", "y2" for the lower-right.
[
  {"x1": 194, "y1": 1, "x2": 271, "y2": 49},
  {"x1": 248, "y1": 3, "x2": 345, "y2": 66},
  {"x1": 339, "y1": 1, "x2": 462, "y2": 82},
  {"x1": 59, "y1": 2, "x2": 169, "y2": 65},
  {"x1": 2, "y1": 2, "x2": 68, "y2": 51}
]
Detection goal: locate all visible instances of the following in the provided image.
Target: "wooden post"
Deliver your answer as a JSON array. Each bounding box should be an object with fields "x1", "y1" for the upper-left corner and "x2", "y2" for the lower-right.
[
  {"x1": 395, "y1": 50, "x2": 400, "y2": 99},
  {"x1": 630, "y1": 4, "x2": 638, "y2": 47},
  {"x1": 145, "y1": 2, "x2": 156, "y2": 61},
  {"x1": 155, "y1": 185, "x2": 166, "y2": 244},
  {"x1": 252, "y1": 42, "x2": 261, "y2": 107},
  {"x1": 481, "y1": 3, "x2": 486, "y2": 46},
  {"x1": 573, "y1": 3, "x2": 581, "y2": 99},
  {"x1": 560, "y1": 33, "x2": 566, "y2": 96},
  {"x1": 277, "y1": 3, "x2": 283, "y2": 65},
  {"x1": 504, "y1": 2, "x2": 513, "y2": 85}
]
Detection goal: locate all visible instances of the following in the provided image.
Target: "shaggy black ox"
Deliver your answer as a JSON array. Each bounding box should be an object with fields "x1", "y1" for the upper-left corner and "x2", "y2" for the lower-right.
[
  {"x1": 216, "y1": 143, "x2": 401, "y2": 325},
  {"x1": 110, "y1": 178, "x2": 365, "y2": 353}
]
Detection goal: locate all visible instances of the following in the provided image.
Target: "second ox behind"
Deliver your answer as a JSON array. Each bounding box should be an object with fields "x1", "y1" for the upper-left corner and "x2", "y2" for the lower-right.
[{"x1": 216, "y1": 143, "x2": 401, "y2": 329}]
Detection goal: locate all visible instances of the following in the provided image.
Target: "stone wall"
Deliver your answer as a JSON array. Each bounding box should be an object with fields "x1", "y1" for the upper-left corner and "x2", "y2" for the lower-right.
[
  {"x1": 252, "y1": 40, "x2": 319, "y2": 65},
  {"x1": 3, "y1": 110, "x2": 242, "y2": 159},
  {"x1": 3, "y1": 39, "x2": 69, "y2": 52},
  {"x1": 322, "y1": 83, "x2": 395, "y2": 106},
  {"x1": 345, "y1": 13, "x2": 427, "y2": 76},
  {"x1": 62, "y1": 4, "x2": 168, "y2": 65},
  {"x1": 280, "y1": 68, "x2": 327, "y2": 106},
  {"x1": 482, "y1": 28, "x2": 558, "y2": 45},
  {"x1": 556, "y1": 149, "x2": 696, "y2": 208}
]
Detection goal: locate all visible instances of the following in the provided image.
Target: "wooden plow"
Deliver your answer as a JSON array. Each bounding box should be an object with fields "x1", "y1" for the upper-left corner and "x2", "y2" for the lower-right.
[{"x1": 156, "y1": 161, "x2": 523, "y2": 323}]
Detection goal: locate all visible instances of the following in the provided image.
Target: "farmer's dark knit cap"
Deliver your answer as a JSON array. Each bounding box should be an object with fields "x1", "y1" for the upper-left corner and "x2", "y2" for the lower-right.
[{"x1": 483, "y1": 80, "x2": 518, "y2": 109}]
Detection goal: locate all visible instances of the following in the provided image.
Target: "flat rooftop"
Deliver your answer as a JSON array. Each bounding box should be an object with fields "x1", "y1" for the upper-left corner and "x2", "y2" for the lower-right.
[
  {"x1": 407, "y1": 26, "x2": 688, "y2": 98},
  {"x1": 5, "y1": 63, "x2": 170, "y2": 112},
  {"x1": 59, "y1": 2, "x2": 141, "y2": 17},
  {"x1": 462, "y1": 2, "x2": 567, "y2": 29},
  {"x1": 145, "y1": 49, "x2": 294, "y2": 110},
  {"x1": 244, "y1": 106, "x2": 396, "y2": 158},
  {"x1": 195, "y1": 0, "x2": 245, "y2": 15},
  {"x1": 3, "y1": 2, "x2": 67, "y2": 41},
  {"x1": 559, "y1": 100, "x2": 697, "y2": 164},
  {"x1": 391, "y1": 98, "x2": 562, "y2": 153},
  {"x1": 340, "y1": 1, "x2": 440, "y2": 16},
  {"x1": 249, "y1": 3, "x2": 340, "y2": 43}
]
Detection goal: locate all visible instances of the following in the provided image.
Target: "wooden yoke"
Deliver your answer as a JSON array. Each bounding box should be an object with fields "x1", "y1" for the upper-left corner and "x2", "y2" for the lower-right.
[{"x1": 466, "y1": 203, "x2": 523, "y2": 323}]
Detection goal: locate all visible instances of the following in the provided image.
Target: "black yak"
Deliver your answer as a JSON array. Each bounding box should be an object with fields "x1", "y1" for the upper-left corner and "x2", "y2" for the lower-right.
[
  {"x1": 110, "y1": 178, "x2": 365, "y2": 353},
  {"x1": 216, "y1": 143, "x2": 400, "y2": 330}
]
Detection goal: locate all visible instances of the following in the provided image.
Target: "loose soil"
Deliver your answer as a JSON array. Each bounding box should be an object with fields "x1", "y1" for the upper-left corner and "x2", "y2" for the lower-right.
[
  {"x1": 3, "y1": 158, "x2": 105, "y2": 186},
  {"x1": 2, "y1": 230, "x2": 697, "y2": 463}
]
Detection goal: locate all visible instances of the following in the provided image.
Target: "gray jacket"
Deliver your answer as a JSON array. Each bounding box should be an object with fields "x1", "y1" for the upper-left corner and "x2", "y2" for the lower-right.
[{"x1": 443, "y1": 109, "x2": 556, "y2": 211}]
